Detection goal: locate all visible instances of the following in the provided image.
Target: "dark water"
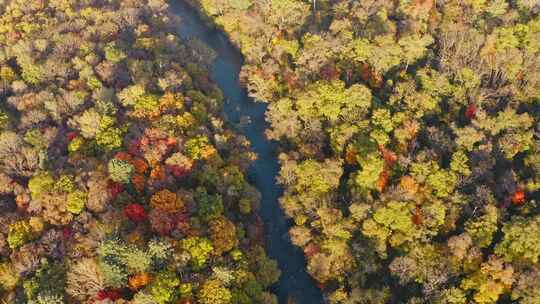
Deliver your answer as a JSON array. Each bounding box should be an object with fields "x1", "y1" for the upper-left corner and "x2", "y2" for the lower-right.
[{"x1": 170, "y1": 2, "x2": 324, "y2": 303}]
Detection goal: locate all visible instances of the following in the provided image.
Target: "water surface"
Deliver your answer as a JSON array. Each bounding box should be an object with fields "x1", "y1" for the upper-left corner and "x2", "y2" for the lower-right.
[{"x1": 170, "y1": 2, "x2": 324, "y2": 303}]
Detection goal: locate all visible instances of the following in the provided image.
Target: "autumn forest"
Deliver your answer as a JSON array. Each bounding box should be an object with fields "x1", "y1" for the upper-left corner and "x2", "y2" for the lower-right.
[{"x1": 0, "y1": 0, "x2": 540, "y2": 304}]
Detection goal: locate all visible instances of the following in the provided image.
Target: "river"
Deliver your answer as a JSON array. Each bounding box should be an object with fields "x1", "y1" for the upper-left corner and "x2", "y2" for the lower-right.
[{"x1": 170, "y1": 1, "x2": 324, "y2": 303}]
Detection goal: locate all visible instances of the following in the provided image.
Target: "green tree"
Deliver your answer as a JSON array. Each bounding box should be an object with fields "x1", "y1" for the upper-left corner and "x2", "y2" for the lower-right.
[
  {"x1": 461, "y1": 256, "x2": 514, "y2": 304},
  {"x1": 465, "y1": 205, "x2": 499, "y2": 248},
  {"x1": 195, "y1": 187, "x2": 224, "y2": 222},
  {"x1": 66, "y1": 190, "x2": 87, "y2": 214},
  {"x1": 104, "y1": 42, "x2": 127, "y2": 63},
  {"x1": 450, "y1": 150, "x2": 471, "y2": 176},
  {"x1": 148, "y1": 272, "x2": 180, "y2": 304},
  {"x1": 296, "y1": 80, "x2": 371, "y2": 123},
  {"x1": 495, "y1": 215, "x2": 540, "y2": 264},
  {"x1": 248, "y1": 247, "x2": 281, "y2": 288},
  {"x1": 108, "y1": 159, "x2": 134, "y2": 183},
  {"x1": 292, "y1": 159, "x2": 342, "y2": 195},
  {"x1": 8, "y1": 220, "x2": 34, "y2": 249},
  {"x1": 355, "y1": 152, "x2": 385, "y2": 191},
  {"x1": 362, "y1": 201, "x2": 420, "y2": 257},
  {"x1": 28, "y1": 172, "x2": 55, "y2": 199},
  {"x1": 181, "y1": 237, "x2": 214, "y2": 269},
  {"x1": 261, "y1": 0, "x2": 309, "y2": 33}
]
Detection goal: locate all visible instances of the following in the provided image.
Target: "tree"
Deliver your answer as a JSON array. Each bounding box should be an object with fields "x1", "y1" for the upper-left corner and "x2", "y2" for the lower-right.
[
  {"x1": 511, "y1": 267, "x2": 540, "y2": 304},
  {"x1": 389, "y1": 244, "x2": 451, "y2": 295},
  {"x1": 198, "y1": 279, "x2": 232, "y2": 304},
  {"x1": 66, "y1": 258, "x2": 104, "y2": 303},
  {"x1": 8, "y1": 220, "x2": 34, "y2": 249},
  {"x1": 295, "y1": 80, "x2": 371, "y2": 123},
  {"x1": 23, "y1": 261, "x2": 66, "y2": 303},
  {"x1": 0, "y1": 262, "x2": 19, "y2": 292},
  {"x1": 292, "y1": 159, "x2": 342, "y2": 195},
  {"x1": 66, "y1": 190, "x2": 87, "y2": 214},
  {"x1": 148, "y1": 271, "x2": 180, "y2": 304},
  {"x1": 495, "y1": 215, "x2": 540, "y2": 264},
  {"x1": 108, "y1": 159, "x2": 135, "y2": 183},
  {"x1": 436, "y1": 288, "x2": 467, "y2": 304},
  {"x1": 355, "y1": 152, "x2": 385, "y2": 191},
  {"x1": 195, "y1": 187, "x2": 224, "y2": 222},
  {"x1": 181, "y1": 237, "x2": 214, "y2": 269},
  {"x1": 185, "y1": 135, "x2": 217, "y2": 161},
  {"x1": 247, "y1": 246, "x2": 281, "y2": 288},
  {"x1": 289, "y1": 226, "x2": 312, "y2": 247},
  {"x1": 465, "y1": 205, "x2": 499, "y2": 248},
  {"x1": 260, "y1": 0, "x2": 309, "y2": 33},
  {"x1": 308, "y1": 237, "x2": 355, "y2": 284},
  {"x1": 95, "y1": 116, "x2": 126, "y2": 150},
  {"x1": 200, "y1": 0, "x2": 252, "y2": 17},
  {"x1": 210, "y1": 217, "x2": 238, "y2": 255},
  {"x1": 28, "y1": 294, "x2": 64, "y2": 304},
  {"x1": 0, "y1": 131, "x2": 39, "y2": 177},
  {"x1": 150, "y1": 189, "x2": 184, "y2": 213},
  {"x1": 460, "y1": 256, "x2": 514, "y2": 304},
  {"x1": 28, "y1": 172, "x2": 55, "y2": 200},
  {"x1": 362, "y1": 201, "x2": 420, "y2": 257},
  {"x1": 266, "y1": 98, "x2": 302, "y2": 140},
  {"x1": 296, "y1": 34, "x2": 335, "y2": 76}
]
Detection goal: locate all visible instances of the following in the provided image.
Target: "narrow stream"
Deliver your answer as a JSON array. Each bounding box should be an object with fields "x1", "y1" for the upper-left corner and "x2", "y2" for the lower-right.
[{"x1": 171, "y1": 2, "x2": 324, "y2": 303}]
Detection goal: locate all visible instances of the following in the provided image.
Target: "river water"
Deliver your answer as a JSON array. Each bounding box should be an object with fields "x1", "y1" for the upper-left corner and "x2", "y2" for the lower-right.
[{"x1": 170, "y1": 1, "x2": 324, "y2": 303}]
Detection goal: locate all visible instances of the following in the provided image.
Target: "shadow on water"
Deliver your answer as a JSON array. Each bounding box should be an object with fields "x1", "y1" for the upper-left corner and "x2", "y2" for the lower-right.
[{"x1": 170, "y1": 1, "x2": 324, "y2": 303}]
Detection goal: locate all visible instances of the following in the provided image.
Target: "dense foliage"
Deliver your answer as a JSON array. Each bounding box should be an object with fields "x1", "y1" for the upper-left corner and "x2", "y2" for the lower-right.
[
  {"x1": 189, "y1": 0, "x2": 540, "y2": 303},
  {"x1": 0, "y1": 1, "x2": 279, "y2": 303}
]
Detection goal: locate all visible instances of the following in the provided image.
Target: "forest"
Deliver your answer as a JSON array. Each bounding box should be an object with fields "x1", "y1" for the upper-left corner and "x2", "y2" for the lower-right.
[
  {"x1": 0, "y1": 1, "x2": 280, "y2": 304},
  {"x1": 190, "y1": 0, "x2": 540, "y2": 303},
  {"x1": 1, "y1": 0, "x2": 540, "y2": 304}
]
